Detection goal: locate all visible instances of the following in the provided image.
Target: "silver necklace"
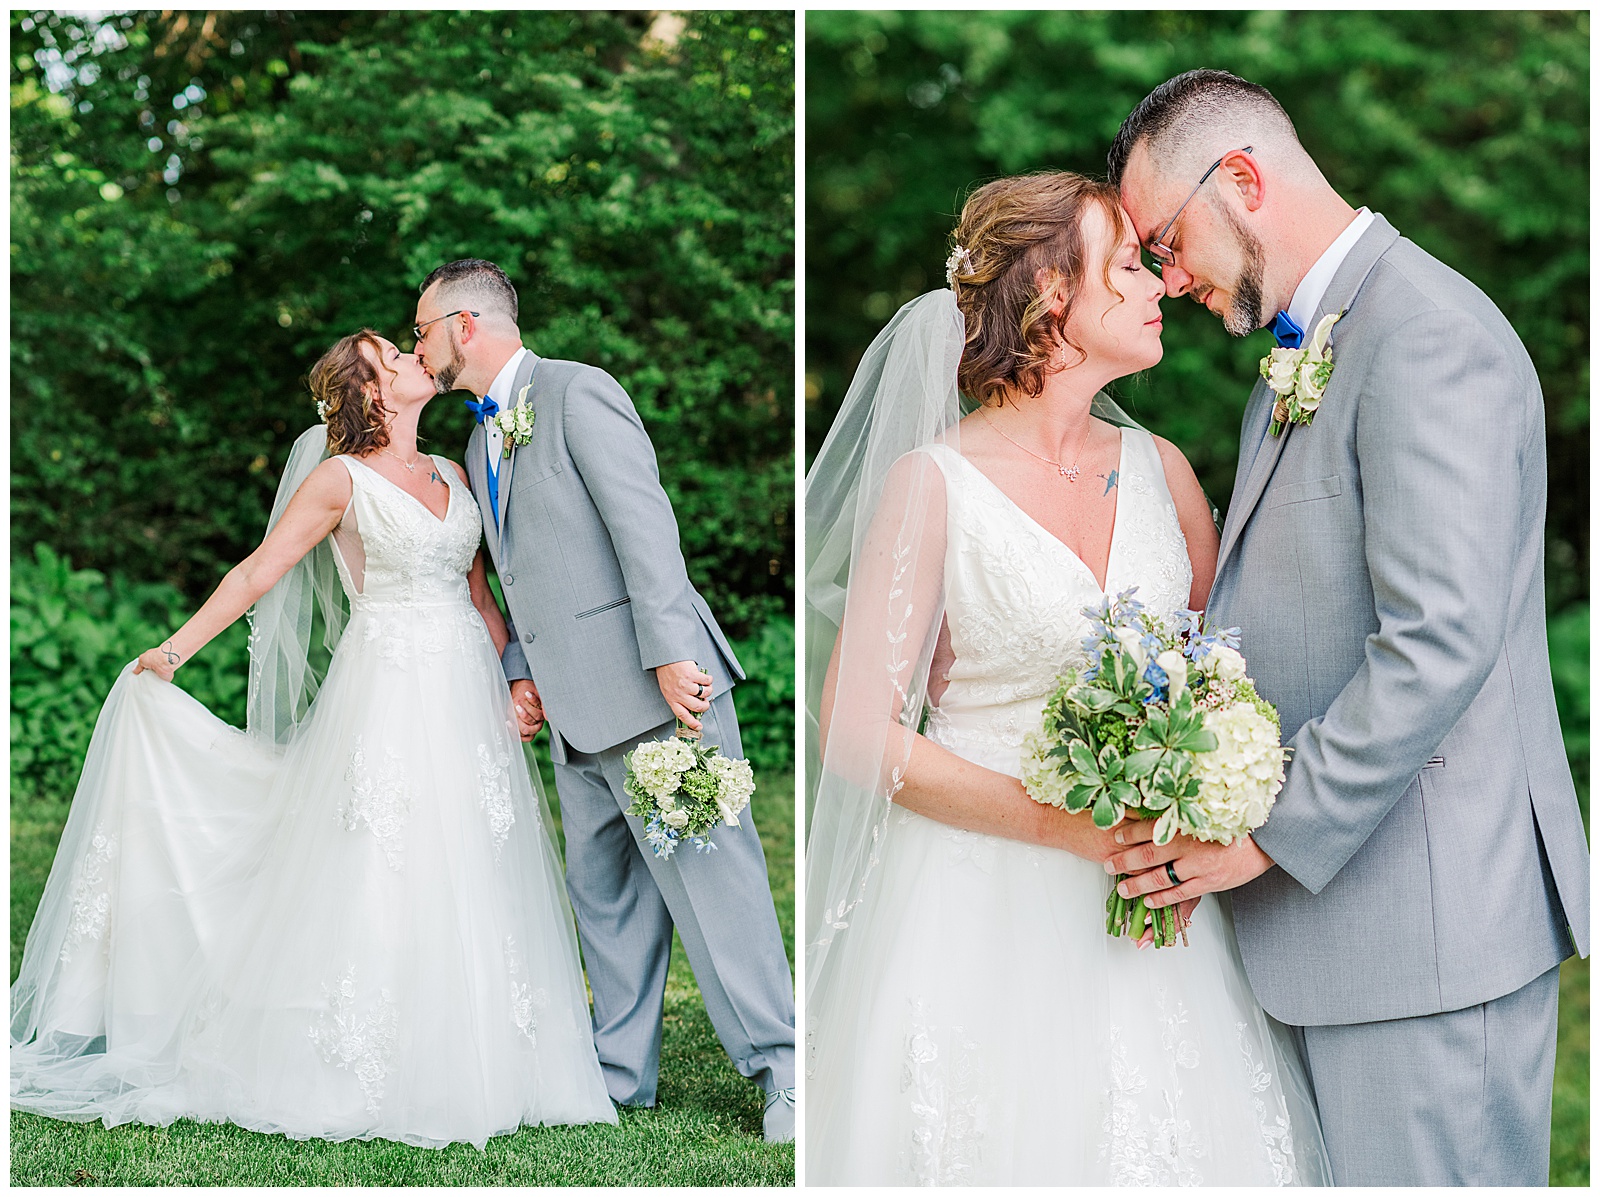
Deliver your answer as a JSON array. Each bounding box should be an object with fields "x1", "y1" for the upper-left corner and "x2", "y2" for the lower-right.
[
  {"x1": 981, "y1": 408, "x2": 1093, "y2": 481},
  {"x1": 379, "y1": 447, "x2": 423, "y2": 473}
]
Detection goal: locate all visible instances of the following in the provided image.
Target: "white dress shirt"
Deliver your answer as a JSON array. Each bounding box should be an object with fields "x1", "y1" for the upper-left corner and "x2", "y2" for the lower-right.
[
  {"x1": 483, "y1": 345, "x2": 532, "y2": 484},
  {"x1": 1285, "y1": 207, "x2": 1374, "y2": 334}
]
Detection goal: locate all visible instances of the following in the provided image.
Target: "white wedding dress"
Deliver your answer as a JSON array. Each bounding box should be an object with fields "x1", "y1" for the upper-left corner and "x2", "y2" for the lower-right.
[
  {"x1": 11, "y1": 455, "x2": 617, "y2": 1147},
  {"x1": 811, "y1": 430, "x2": 1330, "y2": 1185}
]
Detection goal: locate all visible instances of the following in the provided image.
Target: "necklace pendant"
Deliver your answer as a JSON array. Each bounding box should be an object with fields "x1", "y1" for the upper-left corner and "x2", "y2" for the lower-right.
[{"x1": 1063, "y1": 465, "x2": 1079, "y2": 481}]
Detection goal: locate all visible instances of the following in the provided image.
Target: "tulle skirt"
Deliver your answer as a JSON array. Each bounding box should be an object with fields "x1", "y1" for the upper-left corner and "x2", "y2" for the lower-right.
[
  {"x1": 807, "y1": 806, "x2": 1331, "y2": 1185},
  {"x1": 11, "y1": 599, "x2": 616, "y2": 1147}
]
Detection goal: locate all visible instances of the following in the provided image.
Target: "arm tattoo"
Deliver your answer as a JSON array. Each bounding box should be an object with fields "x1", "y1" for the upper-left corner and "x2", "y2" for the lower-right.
[
  {"x1": 161, "y1": 640, "x2": 181, "y2": 666},
  {"x1": 1099, "y1": 469, "x2": 1119, "y2": 497}
]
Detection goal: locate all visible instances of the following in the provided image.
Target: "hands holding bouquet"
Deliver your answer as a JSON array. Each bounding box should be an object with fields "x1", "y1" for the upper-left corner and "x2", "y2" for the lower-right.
[
  {"x1": 624, "y1": 666, "x2": 756, "y2": 860},
  {"x1": 1020, "y1": 589, "x2": 1286, "y2": 947}
]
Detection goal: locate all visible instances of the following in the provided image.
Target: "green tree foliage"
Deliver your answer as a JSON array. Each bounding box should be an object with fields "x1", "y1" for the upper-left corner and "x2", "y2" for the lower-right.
[
  {"x1": 806, "y1": 11, "x2": 1587, "y2": 611},
  {"x1": 13, "y1": 10, "x2": 794, "y2": 635}
]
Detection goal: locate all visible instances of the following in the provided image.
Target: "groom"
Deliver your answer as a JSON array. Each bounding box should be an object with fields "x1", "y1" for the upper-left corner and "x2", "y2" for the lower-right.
[
  {"x1": 1103, "y1": 71, "x2": 1589, "y2": 1185},
  {"x1": 412, "y1": 259, "x2": 795, "y2": 1141}
]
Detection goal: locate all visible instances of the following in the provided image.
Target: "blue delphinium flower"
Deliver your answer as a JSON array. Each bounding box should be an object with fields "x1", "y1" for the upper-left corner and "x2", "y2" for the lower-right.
[
  {"x1": 1142, "y1": 657, "x2": 1169, "y2": 704},
  {"x1": 644, "y1": 813, "x2": 680, "y2": 859}
]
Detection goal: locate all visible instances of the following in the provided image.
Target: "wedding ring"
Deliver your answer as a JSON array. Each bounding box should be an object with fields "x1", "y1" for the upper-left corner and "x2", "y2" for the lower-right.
[
  {"x1": 694, "y1": 682, "x2": 707, "y2": 698},
  {"x1": 1165, "y1": 862, "x2": 1181, "y2": 887}
]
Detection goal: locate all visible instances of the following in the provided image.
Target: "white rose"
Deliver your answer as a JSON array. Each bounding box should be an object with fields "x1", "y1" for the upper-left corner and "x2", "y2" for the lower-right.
[
  {"x1": 1112, "y1": 626, "x2": 1147, "y2": 670},
  {"x1": 1296, "y1": 358, "x2": 1327, "y2": 407},
  {"x1": 1201, "y1": 643, "x2": 1247, "y2": 682},
  {"x1": 1265, "y1": 347, "x2": 1300, "y2": 394},
  {"x1": 1155, "y1": 649, "x2": 1188, "y2": 696},
  {"x1": 662, "y1": 808, "x2": 690, "y2": 829}
]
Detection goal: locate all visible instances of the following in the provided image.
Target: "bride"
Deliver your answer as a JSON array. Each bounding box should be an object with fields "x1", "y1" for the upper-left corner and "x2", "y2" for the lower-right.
[
  {"x1": 804, "y1": 172, "x2": 1331, "y2": 1184},
  {"x1": 11, "y1": 330, "x2": 616, "y2": 1146}
]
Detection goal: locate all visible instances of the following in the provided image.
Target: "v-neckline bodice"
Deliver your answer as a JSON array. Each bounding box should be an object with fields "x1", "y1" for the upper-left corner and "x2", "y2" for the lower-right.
[
  {"x1": 344, "y1": 454, "x2": 453, "y2": 525},
  {"x1": 946, "y1": 428, "x2": 1128, "y2": 594}
]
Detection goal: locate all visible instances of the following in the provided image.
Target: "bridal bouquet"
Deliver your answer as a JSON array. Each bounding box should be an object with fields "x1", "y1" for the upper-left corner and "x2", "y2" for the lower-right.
[
  {"x1": 624, "y1": 722, "x2": 755, "y2": 860},
  {"x1": 1020, "y1": 589, "x2": 1287, "y2": 947}
]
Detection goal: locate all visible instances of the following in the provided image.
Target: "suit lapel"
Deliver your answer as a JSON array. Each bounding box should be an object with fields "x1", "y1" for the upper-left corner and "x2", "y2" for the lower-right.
[
  {"x1": 495, "y1": 350, "x2": 540, "y2": 535},
  {"x1": 1213, "y1": 214, "x2": 1402, "y2": 580},
  {"x1": 465, "y1": 422, "x2": 498, "y2": 559},
  {"x1": 1214, "y1": 378, "x2": 1277, "y2": 572}
]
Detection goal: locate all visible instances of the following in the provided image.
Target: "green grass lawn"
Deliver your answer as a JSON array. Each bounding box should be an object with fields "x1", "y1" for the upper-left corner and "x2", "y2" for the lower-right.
[
  {"x1": 1551, "y1": 952, "x2": 1589, "y2": 1186},
  {"x1": 10, "y1": 756, "x2": 797, "y2": 1186}
]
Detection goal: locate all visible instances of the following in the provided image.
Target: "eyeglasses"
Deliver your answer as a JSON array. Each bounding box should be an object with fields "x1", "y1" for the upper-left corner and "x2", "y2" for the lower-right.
[
  {"x1": 1145, "y1": 146, "x2": 1253, "y2": 275},
  {"x1": 412, "y1": 310, "x2": 479, "y2": 341}
]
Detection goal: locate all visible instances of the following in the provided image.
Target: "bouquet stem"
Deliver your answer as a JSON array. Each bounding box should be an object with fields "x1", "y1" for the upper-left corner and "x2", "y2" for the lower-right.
[{"x1": 1106, "y1": 875, "x2": 1186, "y2": 948}]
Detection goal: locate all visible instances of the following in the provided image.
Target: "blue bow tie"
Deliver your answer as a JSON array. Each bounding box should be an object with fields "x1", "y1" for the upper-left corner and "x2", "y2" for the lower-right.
[
  {"x1": 1269, "y1": 311, "x2": 1304, "y2": 350},
  {"x1": 463, "y1": 395, "x2": 499, "y2": 425}
]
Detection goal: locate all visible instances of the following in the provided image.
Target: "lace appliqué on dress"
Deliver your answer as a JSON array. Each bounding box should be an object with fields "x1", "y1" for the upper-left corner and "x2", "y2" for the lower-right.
[
  {"x1": 1237, "y1": 1021, "x2": 1299, "y2": 1185},
  {"x1": 308, "y1": 964, "x2": 399, "y2": 1116},
  {"x1": 504, "y1": 937, "x2": 548, "y2": 1047},
  {"x1": 477, "y1": 744, "x2": 515, "y2": 859},
  {"x1": 341, "y1": 736, "x2": 411, "y2": 871},
  {"x1": 901, "y1": 999, "x2": 985, "y2": 1185},
  {"x1": 59, "y1": 824, "x2": 118, "y2": 964},
  {"x1": 1100, "y1": 1020, "x2": 1206, "y2": 1186}
]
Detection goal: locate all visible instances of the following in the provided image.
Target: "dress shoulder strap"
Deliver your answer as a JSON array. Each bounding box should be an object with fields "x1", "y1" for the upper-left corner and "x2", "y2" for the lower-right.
[{"x1": 1121, "y1": 426, "x2": 1179, "y2": 518}]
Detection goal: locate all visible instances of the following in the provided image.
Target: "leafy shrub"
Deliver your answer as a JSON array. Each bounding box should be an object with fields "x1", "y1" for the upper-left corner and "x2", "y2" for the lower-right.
[
  {"x1": 1547, "y1": 602, "x2": 1589, "y2": 828},
  {"x1": 12, "y1": 11, "x2": 794, "y2": 637},
  {"x1": 11, "y1": 544, "x2": 249, "y2": 803},
  {"x1": 729, "y1": 616, "x2": 796, "y2": 773}
]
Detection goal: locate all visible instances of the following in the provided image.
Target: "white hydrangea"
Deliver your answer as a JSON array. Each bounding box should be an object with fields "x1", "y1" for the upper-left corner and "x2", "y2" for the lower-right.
[
  {"x1": 708, "y1": 755, "x2": 755, "y2": 825},
  {"x1": 628, "y1": 737, "x2": 696, "y2": 803},
  {"x1": 1020, "y1": 725, "x2": 1078, "y2": 810},
  {"x1": 1187, "y1": 702, "x2": 1286, "y2": 844}
]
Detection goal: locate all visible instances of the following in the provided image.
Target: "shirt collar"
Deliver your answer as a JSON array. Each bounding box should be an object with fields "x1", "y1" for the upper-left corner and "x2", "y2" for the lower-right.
[
  {"x1": 1286, "y1": 207, "x2": 1374, "y2": 333},
  {"x1": 484, "y1": 345, "x2": 532, "y2": 408}
]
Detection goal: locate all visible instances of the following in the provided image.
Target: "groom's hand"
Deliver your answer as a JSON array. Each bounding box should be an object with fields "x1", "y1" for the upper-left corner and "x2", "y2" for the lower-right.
[
  {"x1": 1104, "y1": 825, "x2": 1275, "y2": 909},
  {"x1": 510, "y1": 679, "x2": 544, "y2": 741},
  {"x1": 657, "y1": 660, "x2": 714, "y2": 732}
]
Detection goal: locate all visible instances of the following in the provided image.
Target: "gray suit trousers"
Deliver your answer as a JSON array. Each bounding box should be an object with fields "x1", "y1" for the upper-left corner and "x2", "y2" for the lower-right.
[
  {"x1": 1289, "y1": 963, "x2": 1561, "y2": 1185},
  {"x1": 551, "y1": 691, "x2": 795, "y2": 1107}
]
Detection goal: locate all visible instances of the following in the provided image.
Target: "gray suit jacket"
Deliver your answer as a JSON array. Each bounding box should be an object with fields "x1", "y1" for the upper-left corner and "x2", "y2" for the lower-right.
[
  {"x1": 466, "y1": 352, "x2": 744, "y2": 756},
  {"x1": 1210, "y1": 214, "x2": 1590, "y2": 1027}
]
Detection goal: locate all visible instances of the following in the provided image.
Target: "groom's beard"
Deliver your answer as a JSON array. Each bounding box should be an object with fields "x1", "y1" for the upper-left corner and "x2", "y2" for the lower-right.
[
  {"x1": 432, "y1": 333, "x2": 466, "y2": 393},
  {"x1": 1219, "y1": 205, "x2": 1266, "y2": 338}
]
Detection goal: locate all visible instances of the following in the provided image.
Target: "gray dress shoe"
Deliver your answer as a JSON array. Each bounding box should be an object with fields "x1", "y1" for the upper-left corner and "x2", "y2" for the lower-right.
[{"x1": 763, "y1": 1086, "x2": 795, "y2": 1143}]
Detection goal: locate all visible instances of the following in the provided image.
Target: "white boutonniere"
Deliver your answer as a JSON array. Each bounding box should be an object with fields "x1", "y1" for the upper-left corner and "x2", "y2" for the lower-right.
[
  {"x1": 491, "y1": 381, "x2": 535, "y2": 457},
  {"x1": 1260, "y1": 311, "x2": 1343, "y2": 437}
]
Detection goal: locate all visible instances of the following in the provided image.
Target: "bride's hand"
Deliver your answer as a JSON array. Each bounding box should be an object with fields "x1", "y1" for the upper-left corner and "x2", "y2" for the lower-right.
[{"x1": 132, "y1": 641, "x2": 182, "y2": 682}]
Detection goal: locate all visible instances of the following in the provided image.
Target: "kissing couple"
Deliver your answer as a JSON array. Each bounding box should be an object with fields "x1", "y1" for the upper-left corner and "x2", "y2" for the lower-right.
[
  {"x1": 804, "y1": 68, "x2": 1588, "y2": 1186},
  {"x1": 12, "y1": 259, "x2": 796, "y2": 1147}
]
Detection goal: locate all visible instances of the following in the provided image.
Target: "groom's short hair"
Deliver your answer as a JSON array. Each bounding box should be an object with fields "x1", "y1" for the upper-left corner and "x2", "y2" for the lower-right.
[
  {"x1": 1107, "y1": 69, "x2": 1302, "y2": 186},
  {"x1": 420, "y1": 259, "x2": 519, "y2": 327}
]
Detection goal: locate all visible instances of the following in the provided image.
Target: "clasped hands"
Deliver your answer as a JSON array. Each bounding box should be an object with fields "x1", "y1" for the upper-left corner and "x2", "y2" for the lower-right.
[
  {"x1": 508, "y1": 661, "x2": 711, "y2": 743},
  {"x1": 1101, "y1": 820, "x2": 1276, "y2": 945}
]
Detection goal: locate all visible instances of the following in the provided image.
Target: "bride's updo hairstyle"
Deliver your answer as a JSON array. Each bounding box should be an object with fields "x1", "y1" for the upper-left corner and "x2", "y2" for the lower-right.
[
  {"x1": 308, "y1": 329, "x2": 392, "y2": 456},
  {"x1": 948, "y1": 172, "x2": 1131, "y2": 407}
]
